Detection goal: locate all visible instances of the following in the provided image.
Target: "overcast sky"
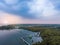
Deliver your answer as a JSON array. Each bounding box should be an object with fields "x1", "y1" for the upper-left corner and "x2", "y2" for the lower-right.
[{"x1": 0, "y1": 0, "x2": 60, "y2": 25}]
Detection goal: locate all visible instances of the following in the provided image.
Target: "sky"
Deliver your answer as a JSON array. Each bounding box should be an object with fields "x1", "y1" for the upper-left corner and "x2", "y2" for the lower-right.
[{"x1": 0, "y1": 0, "x2": 60, "y2": 25}]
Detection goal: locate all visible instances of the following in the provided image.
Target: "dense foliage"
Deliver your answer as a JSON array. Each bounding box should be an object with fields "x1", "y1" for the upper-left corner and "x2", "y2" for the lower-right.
[{"x1": 33, "y1": 30, "x2": 60, "y2": 45}]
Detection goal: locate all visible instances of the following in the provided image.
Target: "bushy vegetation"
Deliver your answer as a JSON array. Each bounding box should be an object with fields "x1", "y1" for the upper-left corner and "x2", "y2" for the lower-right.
[
  {"x1": 0, "y1": 25, "x2": 15, "y2": 30},
  {"x1": 33, "y1": 29, "x2": 60, "y2": 45},
  {"x1": 21, "y1": 26, "x2": 60, "y2": 45}
]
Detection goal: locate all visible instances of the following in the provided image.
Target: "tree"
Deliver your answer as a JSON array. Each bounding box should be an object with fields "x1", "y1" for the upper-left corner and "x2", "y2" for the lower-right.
[{"x1": 33, "y1": 29, "x2": 60, "y2": 45}]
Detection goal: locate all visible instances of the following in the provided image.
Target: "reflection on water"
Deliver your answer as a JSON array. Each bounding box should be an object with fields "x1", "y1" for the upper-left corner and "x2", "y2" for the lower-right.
[{"x1": 0, "y1": 29, "x2": 42, "y2": 45}]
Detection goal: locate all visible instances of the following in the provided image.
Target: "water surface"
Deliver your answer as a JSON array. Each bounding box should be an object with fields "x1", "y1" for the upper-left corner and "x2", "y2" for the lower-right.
[{"x1": 0, "y1": 29, "x2": 42, "y2": 45}]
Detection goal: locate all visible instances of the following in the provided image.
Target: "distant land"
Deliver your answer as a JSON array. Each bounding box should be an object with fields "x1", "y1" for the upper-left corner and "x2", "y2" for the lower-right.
[{"x1": 0, "y1": 24, "x2": 60, "y2": 45}]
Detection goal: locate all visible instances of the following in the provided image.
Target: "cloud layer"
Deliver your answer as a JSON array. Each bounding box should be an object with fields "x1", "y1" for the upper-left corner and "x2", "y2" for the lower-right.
[
  {"x1": 4, "y1": 0, "x2": 19, "y2": 5},
  {"x1": 0, "y1": 0, "x2": 60, "y2": 24},
  {"x1": 28, "y1": 0, "x2": 60, "y2": 19}
]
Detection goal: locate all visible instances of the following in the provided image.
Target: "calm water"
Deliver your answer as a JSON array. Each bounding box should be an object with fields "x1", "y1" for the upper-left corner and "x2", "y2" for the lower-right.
[{"x1": 0, "y1": 29, "x2": 42, "y2": 45}]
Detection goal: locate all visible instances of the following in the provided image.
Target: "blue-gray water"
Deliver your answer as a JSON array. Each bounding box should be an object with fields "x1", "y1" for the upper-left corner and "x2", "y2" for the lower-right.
[{"x1": 0, "y1": 29, "x2": 42, "y2": 45}]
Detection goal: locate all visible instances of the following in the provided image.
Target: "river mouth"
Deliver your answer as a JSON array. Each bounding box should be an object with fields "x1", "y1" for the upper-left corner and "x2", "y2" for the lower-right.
[{"x1": 0, "y1": 29, "x2": 42, "y2": 45}]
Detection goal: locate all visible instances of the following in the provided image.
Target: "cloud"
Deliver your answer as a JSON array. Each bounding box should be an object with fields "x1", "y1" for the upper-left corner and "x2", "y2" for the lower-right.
[
  {"x1": 0, "y1": 2, "x2": 20, "y2": 11},
  {"x1": 0, "y1": 0, "x2": 60, "y2": 20},
  {"x1": 0, "y1": 1, "x2": 32, "y2": 18},
  {"x1": 27, "y1": 0, "x2": 60, "y2": 19},
  {"x1": 4, "y1": 0, "x2": 19, "y2": 5},
  {"x1": 50, "y1": 0, "x2": 60, "y2": 10}
]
